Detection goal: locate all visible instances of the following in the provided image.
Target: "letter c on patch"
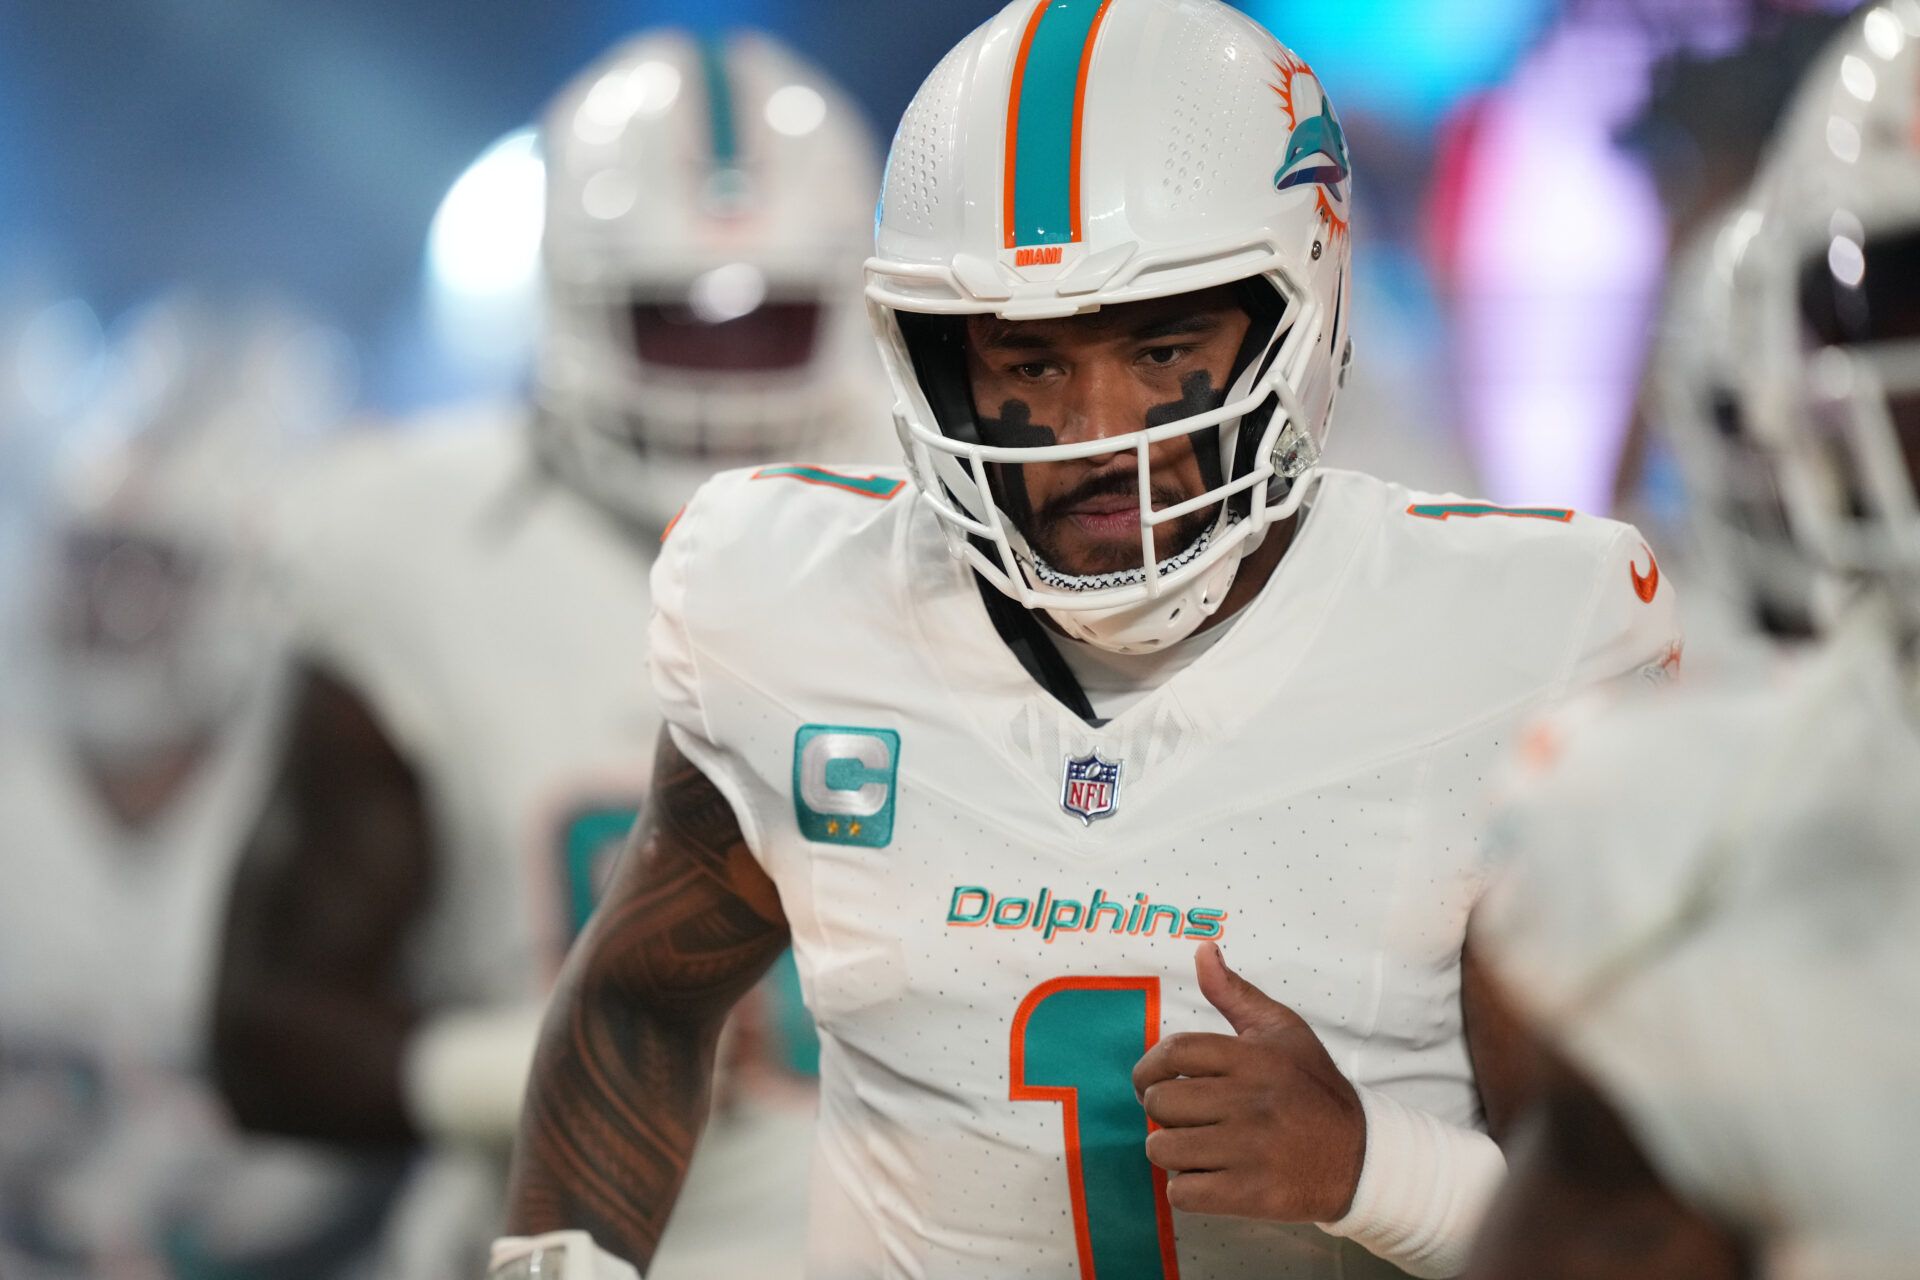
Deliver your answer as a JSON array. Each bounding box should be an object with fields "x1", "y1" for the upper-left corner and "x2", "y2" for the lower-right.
[
  {"x1": 799, "y1": 732, "x2": 893, "y2": 816},
  {"x1": 792, "y1": 725, "x2": 901, "y2": 848}
]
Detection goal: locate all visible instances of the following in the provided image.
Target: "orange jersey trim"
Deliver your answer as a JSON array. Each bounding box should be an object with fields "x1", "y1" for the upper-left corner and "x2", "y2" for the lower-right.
[{"x1": 1631, "y1": 544, "x2": 1660, "y2": 603}]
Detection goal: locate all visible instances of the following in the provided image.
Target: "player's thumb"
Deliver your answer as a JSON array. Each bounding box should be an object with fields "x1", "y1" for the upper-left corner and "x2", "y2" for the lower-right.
[{"x1": 1196, "y1": 942, "x2": 1303, "y2": 1038}]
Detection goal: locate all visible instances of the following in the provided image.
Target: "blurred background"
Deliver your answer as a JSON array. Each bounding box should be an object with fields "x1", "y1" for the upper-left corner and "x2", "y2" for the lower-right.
[
  {"x1": 0, "y1": 1, "x2": 1875, "y2": 1276},
  {"x1": 0, "y1": 0, "x2": 1859, "y2": 485}
]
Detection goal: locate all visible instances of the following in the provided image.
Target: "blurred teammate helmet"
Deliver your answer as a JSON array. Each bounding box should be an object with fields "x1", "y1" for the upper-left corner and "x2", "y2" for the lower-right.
[
  {"x1": 1732, "y1": 0, "x2": 1920, "y2": 626},
  {"x1": 868, "y1": 0, "x2": 1355, "y2": 653},
  {"x1": 1651, "y1": 208, "x2": 1826, "y2": 638},
  {"x1": 537, "y1": 29, "x2": 883, "y2": 530},
  {"x1": 43, "y1": 300, "x2": 340, "y2": 767}
]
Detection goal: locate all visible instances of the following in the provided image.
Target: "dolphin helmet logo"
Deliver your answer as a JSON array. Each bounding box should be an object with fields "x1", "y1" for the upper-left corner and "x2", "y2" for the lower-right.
[
  {"x1": 1269, "y1": 53, "x2": 1351, "y2": 237},
  {"x1": 1275, "y1": 99, "x2": 1350, "y2": 193}
]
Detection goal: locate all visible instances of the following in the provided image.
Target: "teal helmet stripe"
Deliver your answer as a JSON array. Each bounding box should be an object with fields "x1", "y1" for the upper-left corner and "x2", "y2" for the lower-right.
[
  {"x1": 698, "y1": 34, "x2": 739, "y2": 170},
  {"x1": 1005, "y1": 0, "x2": 1112, "y2": 249}
]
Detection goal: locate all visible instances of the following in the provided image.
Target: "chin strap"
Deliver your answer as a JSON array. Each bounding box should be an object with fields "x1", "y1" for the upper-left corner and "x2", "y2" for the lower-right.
[{"x1": 969, "y1": 565, "x2": 1099, "y2": 725}]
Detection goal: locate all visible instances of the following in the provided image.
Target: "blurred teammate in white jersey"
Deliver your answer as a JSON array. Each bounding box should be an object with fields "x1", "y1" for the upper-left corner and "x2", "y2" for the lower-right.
[
  {"x1": 0, "y1": 301, "x2": 400, "y2": 1277},
  {"x1": 211, "y1": 29, "x2": 891, "y2": 1280},
  {"x1": 498, "y1": 3, "x2": 1685, "y2": 1279},
  {"x1": 1470, "y1": 7, "x2": 1920, "y2": 1277}
]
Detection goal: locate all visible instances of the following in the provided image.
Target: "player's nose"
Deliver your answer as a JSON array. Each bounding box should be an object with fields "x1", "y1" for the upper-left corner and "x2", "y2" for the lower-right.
[{"x1": 1055, "y1": 358, "x2": 1140, "y2": 446}]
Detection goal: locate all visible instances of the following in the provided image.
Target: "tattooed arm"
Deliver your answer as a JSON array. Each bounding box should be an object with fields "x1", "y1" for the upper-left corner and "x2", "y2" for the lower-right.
[
  {"x1": 213, "y1": 665, "x2": 432, "y2": 1143},
  {"x1": 504, "y1": 728, "x2": 788, "y2": 1266}
]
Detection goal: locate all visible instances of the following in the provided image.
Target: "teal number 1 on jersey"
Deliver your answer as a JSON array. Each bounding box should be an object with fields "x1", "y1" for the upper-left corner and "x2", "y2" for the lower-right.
[{"x1": 1011, "y1": 977, "x2": 1181, "y2": 1279}]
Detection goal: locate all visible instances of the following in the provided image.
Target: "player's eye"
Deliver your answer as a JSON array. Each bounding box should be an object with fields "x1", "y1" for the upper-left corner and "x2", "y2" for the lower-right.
[
  {"x1": 1139, "y1": 344, "x2": 1191, "y2": 368},
  {"x1": 1009, "y1": 361, "x2": 1057, "y2": 381}
]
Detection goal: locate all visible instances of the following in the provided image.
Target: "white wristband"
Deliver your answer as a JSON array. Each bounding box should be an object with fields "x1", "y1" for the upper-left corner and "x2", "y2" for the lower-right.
[
  {"x1": 489, "y1": 1231, "x2": 641, "y2": 1280},
  {"x1": 402, "y1": 1002, "x2": 546, "y2": 1147},
  {"x1": 1315, "y1": 1084, "x2": 1507, "y2": 1279}
]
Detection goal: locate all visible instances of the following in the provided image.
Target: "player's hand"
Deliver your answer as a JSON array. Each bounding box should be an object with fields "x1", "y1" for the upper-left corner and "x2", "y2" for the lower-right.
[{"x1": 1132, "y1": 941, "x2": 1366, "y2": 1223}]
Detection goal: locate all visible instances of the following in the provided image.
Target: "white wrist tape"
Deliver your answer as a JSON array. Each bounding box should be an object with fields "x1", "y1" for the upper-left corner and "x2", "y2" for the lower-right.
[
  {"x1": 1316, "y1": 1084, "x2": 1507, "y2": 1279},
  {"x1": 489, "y1": 1231, "x2": 641, "y2": 1280},
  {"x1": 402, "y1": 1002, "x2": 546, "y2": 1147}
]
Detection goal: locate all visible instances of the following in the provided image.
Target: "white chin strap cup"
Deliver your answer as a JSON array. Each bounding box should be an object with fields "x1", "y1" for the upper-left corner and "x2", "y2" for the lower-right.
[
  {"x1": 1044, "y1": 547, "x2": 1244, "y2": 654},
  {"x1": 488, "y1": 1231, "x2": 642, "y2": 1280}
]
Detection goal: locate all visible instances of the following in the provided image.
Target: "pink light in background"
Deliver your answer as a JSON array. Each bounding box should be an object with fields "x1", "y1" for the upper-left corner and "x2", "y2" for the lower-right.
[{"x1": 1434, "y1": 22, "x2": 1669, "y2": 515}]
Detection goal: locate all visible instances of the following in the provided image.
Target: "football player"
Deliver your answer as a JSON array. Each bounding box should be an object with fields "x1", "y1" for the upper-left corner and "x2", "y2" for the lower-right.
[
  {"x1": 497, "y1": 2, "x2": 1684, "y2": 1278},
  {"x1": 210, "y1": 29, "x2": 890, "y2": 1280},
  {"x1": 1469, "y1": 6, "x2": 1920, "y2": 1277},
  {"x1": 0, "y1": 301, "x2": 399, "y2": 1277}
]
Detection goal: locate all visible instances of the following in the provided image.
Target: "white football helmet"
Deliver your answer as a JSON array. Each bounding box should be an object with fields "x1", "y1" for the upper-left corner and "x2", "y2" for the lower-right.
[
  {"x1": 1650, "y1": 207, "x2": 1827, "y2": 637},
  {"x1": 1729, "y1": 0, "x2": 1920, "y2": 628},
  {"x1": 39, "y1": 300, "x2": 335, "y2": 767},
  {"x1": 537, "y1": 29, "x2": 884, "y2": 530},
  {"x1": 868, "y1": 0, "x2": 1355, "y2": 653}
]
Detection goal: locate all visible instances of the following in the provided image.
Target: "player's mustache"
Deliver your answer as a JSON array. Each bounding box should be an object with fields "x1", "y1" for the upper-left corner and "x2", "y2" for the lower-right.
[{"x1": 1037, "y1": 467, "x2": 1193, "y2": 525}]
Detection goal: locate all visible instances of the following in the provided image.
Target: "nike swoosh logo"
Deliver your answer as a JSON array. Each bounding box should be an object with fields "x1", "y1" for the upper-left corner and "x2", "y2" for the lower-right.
[{"x1": 1631, "y1": 546, "x2": 1660, "y2": 604}]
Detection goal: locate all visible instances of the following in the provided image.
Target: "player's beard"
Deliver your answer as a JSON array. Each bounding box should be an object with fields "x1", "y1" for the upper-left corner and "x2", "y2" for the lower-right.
[{"x1": 1021, "y1": 466, "x2": 1219, "y2": 579}]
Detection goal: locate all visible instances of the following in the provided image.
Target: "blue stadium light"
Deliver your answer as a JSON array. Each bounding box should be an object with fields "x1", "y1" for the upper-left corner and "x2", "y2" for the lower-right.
[{"x1": 422, "y1": 126, "x2": 545, "y2": 391}]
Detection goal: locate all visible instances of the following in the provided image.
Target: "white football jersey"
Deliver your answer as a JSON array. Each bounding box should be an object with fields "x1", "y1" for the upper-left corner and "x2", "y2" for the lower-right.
[
  {"x1": 272, "y1": 413, "x2": 663, "y2": 1008},
  {"x1": 270, "y1": 410, "x2": 814, "y2": 1279},
  {"x1": 1476, "y1": 619, "x2": 1920, "y2": 1279},
  {"x1": 651, "y1": 464, "x2": 1683, "y2": 1280},
  {"x1": 0, "y1": 679, "x2": 397, "y2": 1278}
]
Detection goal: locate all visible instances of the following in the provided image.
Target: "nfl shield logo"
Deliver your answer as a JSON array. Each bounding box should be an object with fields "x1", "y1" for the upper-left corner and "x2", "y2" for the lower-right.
[{"x1": 1060, "y1": 752, "x2": 1122, "y2": 826}]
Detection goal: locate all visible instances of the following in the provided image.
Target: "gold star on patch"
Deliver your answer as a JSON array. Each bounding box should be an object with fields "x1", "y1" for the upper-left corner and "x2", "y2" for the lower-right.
[
  {"x1": 848, "y1": 821, "x2": 862, "y2": 837},
  {"x1": 826, "y1": 820, "x2": 841, "y2": 836}
]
